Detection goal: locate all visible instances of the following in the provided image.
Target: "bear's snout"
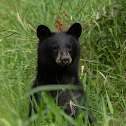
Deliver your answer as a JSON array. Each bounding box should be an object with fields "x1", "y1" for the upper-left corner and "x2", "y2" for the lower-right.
[
  {"x1": 61, "y1": 57, "x2": 69, "y2": 64},
  {"x1": 56, "y1": 50, "x2": 72, "y2": 66},
  {"x1": 61, "y1": 56, "x2": 71, "y2": 65}
]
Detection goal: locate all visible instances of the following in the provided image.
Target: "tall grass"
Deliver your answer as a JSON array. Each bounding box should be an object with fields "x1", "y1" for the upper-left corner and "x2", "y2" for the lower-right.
[{"x1": 0, "y1": 0, "x2": 126, "y2": 126}]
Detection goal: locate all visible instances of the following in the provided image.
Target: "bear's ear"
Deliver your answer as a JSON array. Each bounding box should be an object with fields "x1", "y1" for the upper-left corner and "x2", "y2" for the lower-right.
[
  {"x1": 67, "y1": 23, "x2": 82, "y2": 39},
  {"x1": 37, "y1": 25, "x2": 52, "y2": 40}
]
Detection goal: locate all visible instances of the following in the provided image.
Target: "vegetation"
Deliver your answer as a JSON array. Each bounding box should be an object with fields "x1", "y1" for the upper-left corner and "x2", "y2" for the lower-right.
[{"x1": 0, "y1": 0, "x2": 126, "y2": 125}]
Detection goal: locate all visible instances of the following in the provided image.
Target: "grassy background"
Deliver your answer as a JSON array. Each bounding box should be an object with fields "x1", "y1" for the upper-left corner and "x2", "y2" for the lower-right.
[{"x1": 0, "y1": 0, "x2": 126, "y2": 126}]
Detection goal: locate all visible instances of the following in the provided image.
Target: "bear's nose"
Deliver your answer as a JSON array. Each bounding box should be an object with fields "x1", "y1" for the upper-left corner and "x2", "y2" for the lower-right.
[{"x1": 62, "y1": 58, "x2": 69, "y2": 64}]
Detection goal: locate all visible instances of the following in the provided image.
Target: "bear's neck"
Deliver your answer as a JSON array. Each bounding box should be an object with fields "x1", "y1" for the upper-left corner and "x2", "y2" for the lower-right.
[{"x1": 37, "y1": 65, "x2": 78, "y2": 85}]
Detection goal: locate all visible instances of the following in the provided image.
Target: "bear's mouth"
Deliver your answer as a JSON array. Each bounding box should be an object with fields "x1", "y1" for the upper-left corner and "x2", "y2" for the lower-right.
[{"x1": 56, "y1": 60, "x2": 72, "y2": 66}]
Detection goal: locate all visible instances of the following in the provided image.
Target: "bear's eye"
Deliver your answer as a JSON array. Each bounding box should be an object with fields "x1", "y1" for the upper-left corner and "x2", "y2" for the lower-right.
[
  {"x1": 67, "y1": 44, "x2": 71, "y2": 51},
  {"x1": 53, "y1": 45, "x2": 59, "y2": 51}
]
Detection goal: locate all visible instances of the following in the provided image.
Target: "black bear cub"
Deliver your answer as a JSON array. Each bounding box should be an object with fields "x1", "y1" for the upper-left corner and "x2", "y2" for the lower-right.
[{"x1": 29, "y1": 23, "x2": 95, "y2": 124}]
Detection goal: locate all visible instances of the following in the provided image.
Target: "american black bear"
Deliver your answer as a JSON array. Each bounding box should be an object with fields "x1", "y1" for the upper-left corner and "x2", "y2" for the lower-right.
[{"x1": 29, "y1": 23, "x2": 96, "y2": 124}]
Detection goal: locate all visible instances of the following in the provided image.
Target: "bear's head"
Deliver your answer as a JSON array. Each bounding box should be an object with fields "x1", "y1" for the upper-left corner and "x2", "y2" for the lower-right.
[{"x1": 37, "y1": 23, "x2": 82, "y2": 67}]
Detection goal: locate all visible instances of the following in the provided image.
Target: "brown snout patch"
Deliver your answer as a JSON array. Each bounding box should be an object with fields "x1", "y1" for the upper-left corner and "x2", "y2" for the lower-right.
[{"x1": 56, "y1": 50, "x2": 72, "y2": 66}]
